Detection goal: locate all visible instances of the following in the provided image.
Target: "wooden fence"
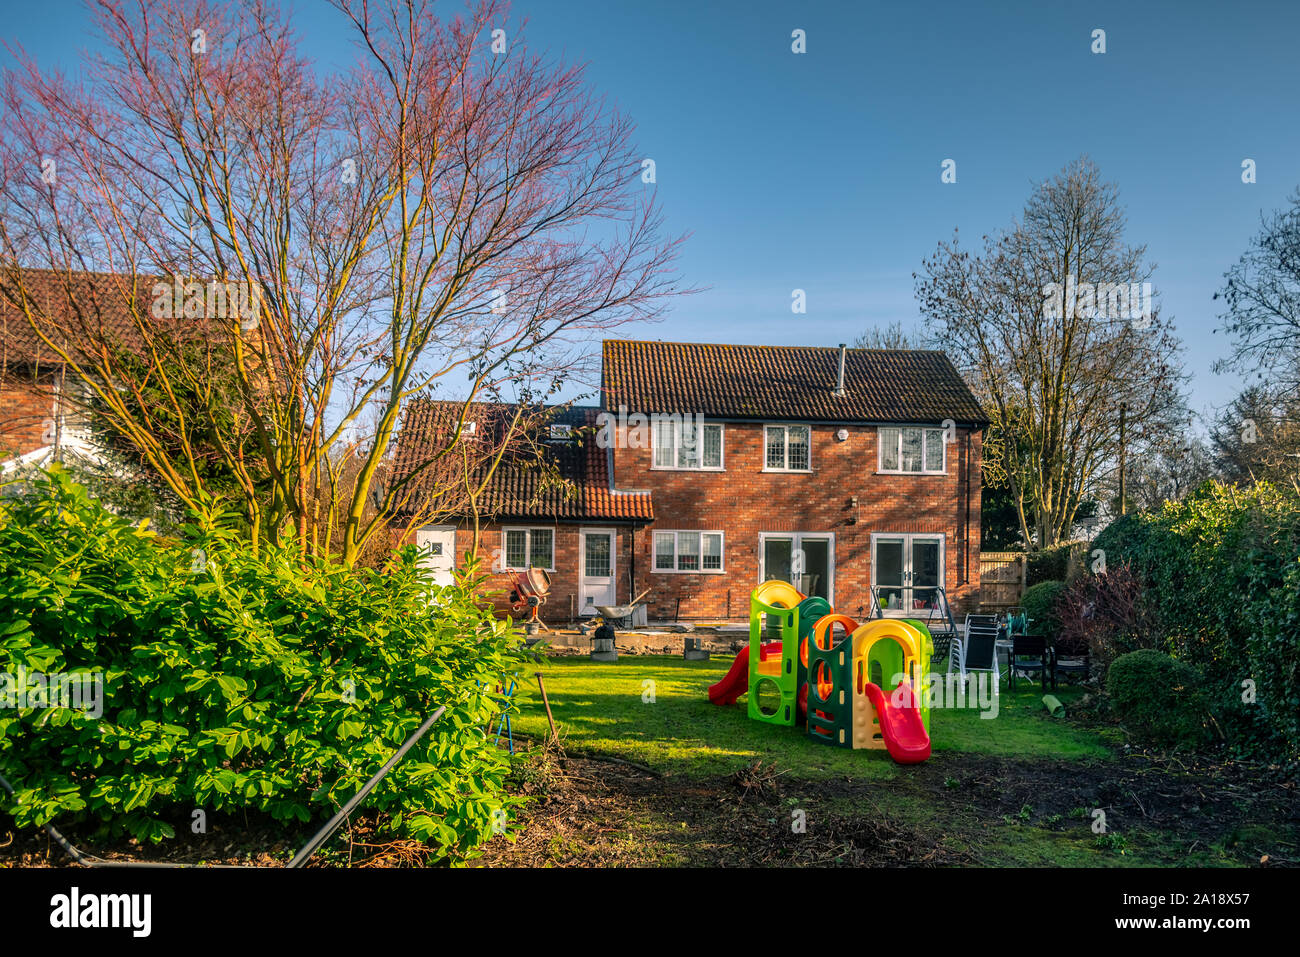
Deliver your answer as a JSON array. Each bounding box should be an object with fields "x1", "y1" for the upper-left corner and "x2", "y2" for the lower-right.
[{"x1": 979, "y1": 551, "x2": 1026, "y2": 612}]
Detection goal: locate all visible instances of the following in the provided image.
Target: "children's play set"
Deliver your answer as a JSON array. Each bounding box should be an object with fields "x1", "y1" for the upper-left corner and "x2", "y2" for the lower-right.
[{"x1": 707, "y1": 579, "x2": 934, "y2": 764}]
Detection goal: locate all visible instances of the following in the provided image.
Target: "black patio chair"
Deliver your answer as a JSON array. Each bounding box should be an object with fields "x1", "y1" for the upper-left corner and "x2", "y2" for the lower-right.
[
  {"x1": 1048, "y1": 641, "x2": 1091, "y2": 688},
  {"x1": 1008, "y1": 633, "x2": 1049, "y2": 690}
]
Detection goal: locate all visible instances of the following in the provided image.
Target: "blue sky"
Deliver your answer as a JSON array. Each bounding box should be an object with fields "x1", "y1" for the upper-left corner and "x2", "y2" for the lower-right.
[{"x1": 6, "y1": 0, "x2": 1300, "y2": 418}]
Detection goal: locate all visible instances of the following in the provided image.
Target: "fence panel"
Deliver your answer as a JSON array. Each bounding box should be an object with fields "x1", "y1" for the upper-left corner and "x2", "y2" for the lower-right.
[{"x1": 979, "y1": 551, "x2": 1025, "y2": 612}]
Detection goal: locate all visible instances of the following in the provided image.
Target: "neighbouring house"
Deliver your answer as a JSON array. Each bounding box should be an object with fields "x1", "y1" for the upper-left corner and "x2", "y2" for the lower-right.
[
  {"x1": 390, "y1": 339, "x2": 989, "y2": 624},
  {"x1": 0, "y1": 267, "x2": 265, "y2": 480},
  {"x1": 0, "y1": 269, "x2": 124, "y2": 473},
  {"x1": 387, "y1": 400, "x2": 654, "y2": 620}
]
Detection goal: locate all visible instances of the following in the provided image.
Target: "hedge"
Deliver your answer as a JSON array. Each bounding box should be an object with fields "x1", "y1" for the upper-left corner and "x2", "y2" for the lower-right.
[
  {"x1": 1026, "y1": 539, "x2": 1087, "y2": 586},
  {"x1": 1021, "y1": 580, "x2": 1066, "y2": 641},
  {"x1": 1092, "y1": 481, "x2": 1300, "y2": 761}
]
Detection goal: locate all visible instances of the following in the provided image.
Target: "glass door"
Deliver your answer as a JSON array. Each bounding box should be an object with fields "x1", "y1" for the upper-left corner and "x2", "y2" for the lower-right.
[
  {"x1": 910, "y1": 537, "x2": 943, "y2": 612},
  {"x1": 874, "y1": 537, "x2": 906, "y2": 611},
  {"x1": 760, "y1": 533, "x2": 833, "y2": 602},
  {"x1": 872, "y1": 534, "x2": 944, "y2": 614}
]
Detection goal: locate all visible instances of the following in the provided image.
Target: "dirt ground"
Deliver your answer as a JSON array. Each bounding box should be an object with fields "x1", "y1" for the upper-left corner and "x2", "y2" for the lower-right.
[
  {"x1": 5, "y1": 745, "x2": 1297, "y2": 868},
  {"x1": 475, "y1": 745, "x2": 1300, "y2": 868}
]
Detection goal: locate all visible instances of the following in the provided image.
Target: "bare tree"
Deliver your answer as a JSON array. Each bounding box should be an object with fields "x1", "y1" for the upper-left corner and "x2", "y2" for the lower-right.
[
  {"x1": 1210, "y1": 385, "x2": 1300, "y2": 487},
  {"x1": 1215, "y1": 188, "x2": 1300, "y2": 394},
  {"x1": 0, "y1": 0, "x2": 682, "y2": 564},
  {"x1": 916, "y1": 157, "x2": 1186, "y2": 546},
  {"x1": 852, "y1": 321, "x2": 928, "y2": 350}
]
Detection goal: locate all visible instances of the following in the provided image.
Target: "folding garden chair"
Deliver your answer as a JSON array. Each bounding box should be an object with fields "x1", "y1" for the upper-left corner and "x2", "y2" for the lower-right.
[
  {"x1": 957, "y1": 614, "x2": 1000, "y2": 689},
  {"x1": 1048, "y1": 642, "x2": 1092, "y2": 689}
]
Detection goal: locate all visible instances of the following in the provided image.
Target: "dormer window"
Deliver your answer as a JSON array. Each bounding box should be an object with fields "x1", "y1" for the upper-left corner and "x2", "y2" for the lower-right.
[
  {"x1": 459, "y1": 421, "x2": 478, "y2": 440},
  {"x1": 548, "y1": 423, "x2": 573, "y2": 441}
]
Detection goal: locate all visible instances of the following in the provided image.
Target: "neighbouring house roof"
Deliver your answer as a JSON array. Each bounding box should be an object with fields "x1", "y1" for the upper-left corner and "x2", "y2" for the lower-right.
[
  {"x1": 0, "y1": 266, "x2": 257, "y2": 369},
  {"x1": 602, "y1": 339, "x2": 989, "y2": 426},
  {"x1": 0, "y1": 267, "x2": 158, "y2": 366},
  {"x1": 389, "y1": 399, "x2": 653, "y2": 523}
]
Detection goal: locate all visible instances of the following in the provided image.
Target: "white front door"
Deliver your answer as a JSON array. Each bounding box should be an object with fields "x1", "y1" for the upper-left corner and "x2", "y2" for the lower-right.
[
  {"x1": 415, "y1": 527, "x2": 457, "y2": 587},
  {"x1": 579, "y1": 528, "x2": 617, "y2": 616},
  {"x1": 872, "y1": 533, "x2": 944, "y2": 614}
]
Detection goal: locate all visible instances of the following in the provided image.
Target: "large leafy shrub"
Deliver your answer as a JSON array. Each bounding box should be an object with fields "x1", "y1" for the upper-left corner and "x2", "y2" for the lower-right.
[
  {"x1": 0, "y1": 470, "x2": 533, "y2": 861},
  {"x1": 1020, "y1": 580, "x2": 1066, "y2": 641},
  {"x1": 1092, "y1": 481, "x2": 1300, "y2": 761},
  {"x1": 1107, "y1": 650, "x2": 1209, "y2": 750},
  {"x1": 1026, "y1": 539, "x2": 1087, "y2": 586}
]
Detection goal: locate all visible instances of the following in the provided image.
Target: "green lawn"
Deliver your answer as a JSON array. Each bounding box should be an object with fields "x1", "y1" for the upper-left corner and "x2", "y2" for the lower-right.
[
  {"x1": 509, "y1": 653, "x2": 1110, "y2": 779},
  {"x1": 490, "y1": 653, "x2": 1295, "y2": 867}
]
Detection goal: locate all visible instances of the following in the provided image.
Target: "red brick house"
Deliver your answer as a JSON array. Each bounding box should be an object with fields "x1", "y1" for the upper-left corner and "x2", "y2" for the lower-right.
[
  {"x1": 0, "y1": 270, "x2": 125, "y2": 472},
  {"x1": 391, "y1": 339, "x2": 988, "y2": 624}
]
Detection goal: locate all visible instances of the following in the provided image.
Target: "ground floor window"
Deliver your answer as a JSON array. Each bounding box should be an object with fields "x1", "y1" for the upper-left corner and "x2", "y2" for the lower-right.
[
  {"x1": 653, "y1": 530, "x2": 724, "y2": 572},
  {"x1": 502, "y1": 527, "x2": 555, "y2": 570}
]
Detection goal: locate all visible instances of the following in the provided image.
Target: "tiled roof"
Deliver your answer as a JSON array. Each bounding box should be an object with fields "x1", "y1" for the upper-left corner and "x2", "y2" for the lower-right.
[
  {"x1": 602, "y1": 340, "x2": 989, "y2": 426},
  {"x1": 0, "y1": 267, "x2": 158, "y2": 365},
  {"x1": 390, "y1": 399, "x2": 653, "y2": 522}
]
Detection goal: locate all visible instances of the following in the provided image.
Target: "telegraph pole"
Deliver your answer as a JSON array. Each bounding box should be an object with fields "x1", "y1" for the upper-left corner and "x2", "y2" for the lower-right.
[{"x1": 1118, "y1": 402, "x2": 1128, "y2": 516}]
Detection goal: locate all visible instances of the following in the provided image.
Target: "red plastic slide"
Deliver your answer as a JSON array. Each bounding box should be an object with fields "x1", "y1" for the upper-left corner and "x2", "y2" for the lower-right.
[
  {"x1": 707, "y1": 642, "x2": 783, "y2": 705},
  {"x1": 860, "y1": 683, "x2": 931, "y2": 764}
]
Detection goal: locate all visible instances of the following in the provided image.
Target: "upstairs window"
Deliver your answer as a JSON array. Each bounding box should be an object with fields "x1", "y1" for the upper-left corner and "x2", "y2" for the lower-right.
[
  {"x1": 764, "y1": 425, "x2": 811, "y2": 471},
  {"x1": 653, "y1": 530, "x2": 724, "y2": 572},
  {"x1": 878, "y1": 426, "x2": 947, "y2": 474},
  {"x1": 502, "y1": 527, "x2": 555, "y2": 570},
  {"x1": 652, "y1": 418, "x2": 723, "y2": 470}
]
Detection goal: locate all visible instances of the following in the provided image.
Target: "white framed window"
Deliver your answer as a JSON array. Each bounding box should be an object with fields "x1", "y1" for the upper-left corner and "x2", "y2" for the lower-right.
[
  {"x1": 652, "y1": 418, "x2": 724, "y2": 470},
  {"x1": 653, "y1": 530, "x2": 725, "y2": 573},
  {"x1": 878, "y1": 426, "x2": 948, "y2": 474},
  {"x1": 548, "y1": 424, "x2": 572, "y2": 441},
  {"x1": 502, "y1": 527, "x2": 555, "y2": 570},
  {"x1": 763, "y1": 424, "x2": 812, "y2": 471}
]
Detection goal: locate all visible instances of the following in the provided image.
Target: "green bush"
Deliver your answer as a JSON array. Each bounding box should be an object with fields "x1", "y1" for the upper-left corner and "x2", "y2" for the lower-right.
[
  {"x1": 1021, "y1": 580, "x2": 1066, "y2": 640},
  {"x1": 1107, "y1": 650, "x2": 1209, "y2": 749},
  {"x1": 0, "y1": 470, "x2": 534, "y2": 861},
  {"x1": 1026, "y1": 540, "x2": 1087, "y2": 586},
  {"x1": 1093, "y1": 481, "x2": 1300, "y2": 761}
]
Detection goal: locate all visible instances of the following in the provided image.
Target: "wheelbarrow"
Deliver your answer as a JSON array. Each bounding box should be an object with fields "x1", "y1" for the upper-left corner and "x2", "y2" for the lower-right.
[{"x1": 594, "y1": 587, "x2": 652, "y2": 629}]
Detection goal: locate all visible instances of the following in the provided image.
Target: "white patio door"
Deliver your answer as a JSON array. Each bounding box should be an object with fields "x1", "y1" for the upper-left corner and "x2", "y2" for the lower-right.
[
  {"x1": 415, "y1": 526, "x2": 457, "y2": 586},
  {"x1": 872, "y1": 533, "x2": 944, "y2": 614},
  {"x1": 579, "y1": 528, "x2": 617, "y2": 615},
  {"x1": 758, "y1": 532, "x2": 834, "y2": 603}
]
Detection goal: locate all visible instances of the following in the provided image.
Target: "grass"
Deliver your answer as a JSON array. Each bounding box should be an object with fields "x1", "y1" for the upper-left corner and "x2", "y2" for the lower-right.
[
  {"x1": 509, "y1": 653, "x2": 1109, "y2": 779},
  {"x1": 490, "y1": 653, "x2": 1298, "y2": 867}
]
